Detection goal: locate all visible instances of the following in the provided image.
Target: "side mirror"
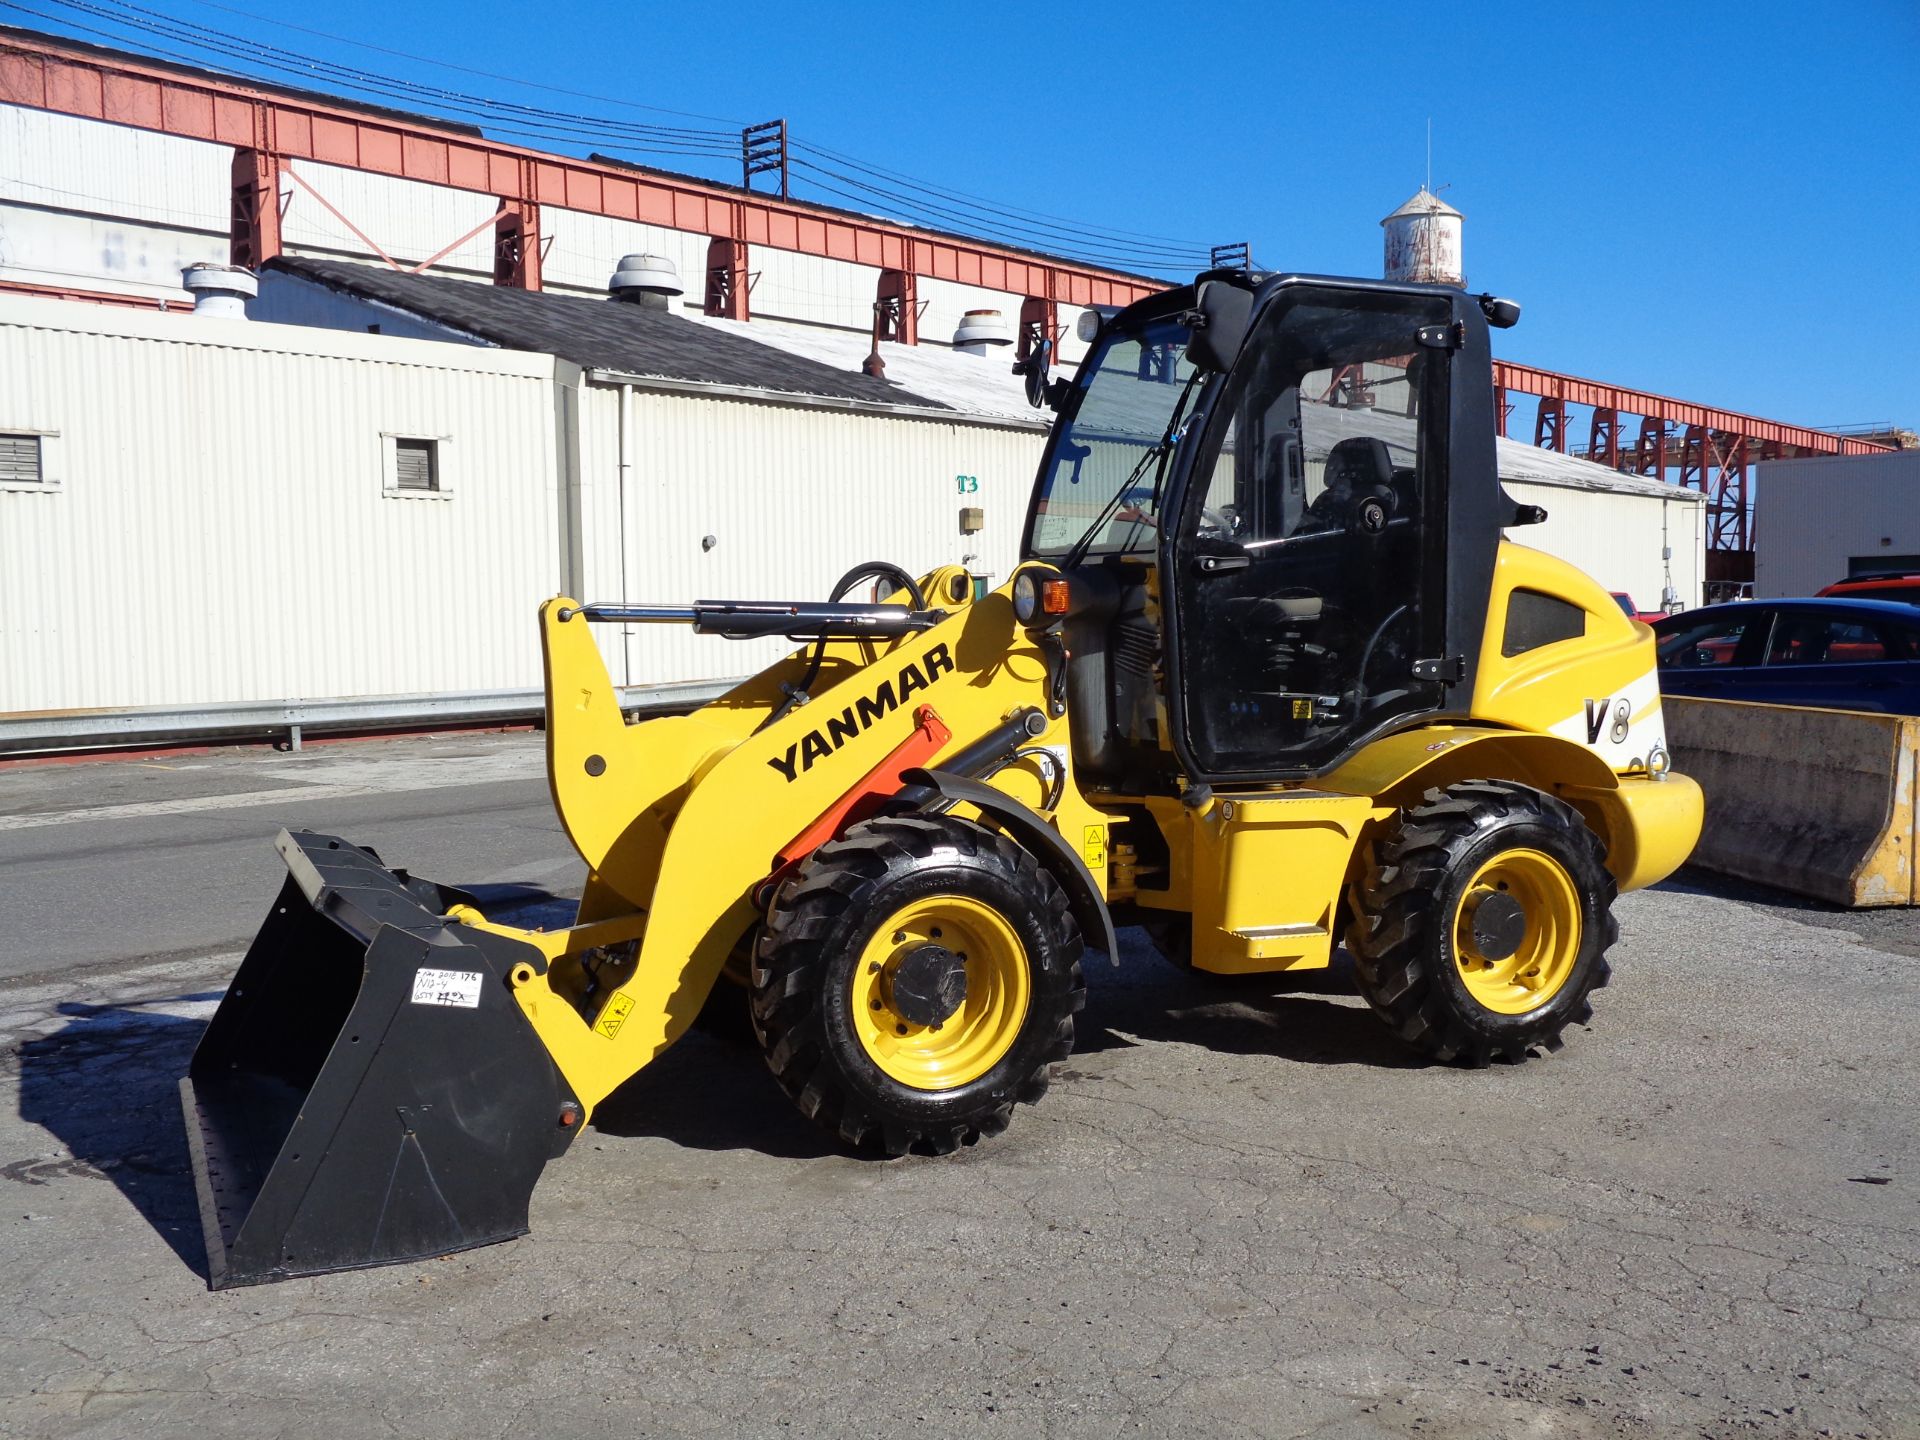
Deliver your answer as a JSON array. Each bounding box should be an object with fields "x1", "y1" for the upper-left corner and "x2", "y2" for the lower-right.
[
  {"x1": 1478, "y1": 294, "x2": 1522, "y2": 329},
  {"x1": 1018, "y1": 338, "x2": 1052, "y2": 408},
  {"x1": 1185, "y1": 280, "x2": 1253, "y2": 373},
  {"x1": 1014, "y1": 340, "x2": 1070, "y2": 410}
]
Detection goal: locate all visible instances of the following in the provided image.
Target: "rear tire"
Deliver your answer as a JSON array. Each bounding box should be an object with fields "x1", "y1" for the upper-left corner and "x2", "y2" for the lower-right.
[
  {"x1": 1347, "y1": 780, "x2": 1616, "y2": 1065},
  {"x1": 751, "y1": 814, "x2": 1085, "y2": 1156}
]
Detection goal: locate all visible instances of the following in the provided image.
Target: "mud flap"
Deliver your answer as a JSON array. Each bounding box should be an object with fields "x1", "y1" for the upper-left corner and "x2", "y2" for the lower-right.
[{"x1": 181, "y1": 829, "x2": 580, "y2": 1290}]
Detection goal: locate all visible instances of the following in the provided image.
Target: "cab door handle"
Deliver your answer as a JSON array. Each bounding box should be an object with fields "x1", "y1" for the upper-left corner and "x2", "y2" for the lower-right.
[{"x1": 1195, "y1": 553, "x2": 1250, "y2": 574}]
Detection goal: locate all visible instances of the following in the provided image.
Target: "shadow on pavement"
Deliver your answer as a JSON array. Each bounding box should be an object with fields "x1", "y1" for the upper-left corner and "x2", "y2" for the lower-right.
[
  {"x1": 591, "y1": 1026, "x2": 844, "y2": 1160},
  {"x1": 1076, "y1": 938, "x2": 1425, "y2": 1069},
  {"x1": 16, "y1": 999, "x2": 216, "y2": 1279}
]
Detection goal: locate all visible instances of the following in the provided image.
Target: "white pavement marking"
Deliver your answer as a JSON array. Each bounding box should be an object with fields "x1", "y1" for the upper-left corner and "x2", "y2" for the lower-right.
[
  {"x1": 0, "y1": 782, "x2": 386, "y2": 831},
  {"x1": 0, "y1": 748, "x2": 545, "y2": 832},
  {"x1": 0, "y1": 953, "x2": 235, "y2": 1048}
]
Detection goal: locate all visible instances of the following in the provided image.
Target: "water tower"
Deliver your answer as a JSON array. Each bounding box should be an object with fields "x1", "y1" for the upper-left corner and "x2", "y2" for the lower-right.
[{"x1": 1381, "y1": 186, "x2": 1464, "y2": 288}]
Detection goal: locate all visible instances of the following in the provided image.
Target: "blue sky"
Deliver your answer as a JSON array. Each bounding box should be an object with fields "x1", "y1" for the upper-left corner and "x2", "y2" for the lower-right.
[{"x1": 11, "y1": 0, "x2": 1917, "y2": 428}]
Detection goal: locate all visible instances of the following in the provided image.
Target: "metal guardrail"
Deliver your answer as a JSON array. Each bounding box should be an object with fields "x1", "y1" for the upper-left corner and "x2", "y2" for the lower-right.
[{"x1": 0, "y1": 677, "x2": 741, "y2": 757}]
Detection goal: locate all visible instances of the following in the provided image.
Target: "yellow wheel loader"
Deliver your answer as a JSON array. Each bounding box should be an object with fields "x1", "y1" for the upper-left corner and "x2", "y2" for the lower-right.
[{"x1": 181, "y1": 271, "x2": 1703, "y2": 1288}]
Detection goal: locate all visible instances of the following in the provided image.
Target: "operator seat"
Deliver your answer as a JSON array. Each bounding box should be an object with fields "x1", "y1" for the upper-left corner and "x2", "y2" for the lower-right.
[{"x1": 1306, "y1": 436, "x2": 1399, "y2": 534}]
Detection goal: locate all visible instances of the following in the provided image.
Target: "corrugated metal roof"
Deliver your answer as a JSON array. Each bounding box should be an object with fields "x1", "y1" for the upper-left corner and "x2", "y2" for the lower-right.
[
  {"x1": 701, "y1": 315, "x2": 1042, "y2": 426},
  {"x1": 268, "y1": 256, "x2": 948, "y2": 409}
]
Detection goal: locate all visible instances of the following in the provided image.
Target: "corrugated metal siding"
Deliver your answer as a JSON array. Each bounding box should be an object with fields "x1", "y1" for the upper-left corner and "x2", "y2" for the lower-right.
[
  {"x1": 0, "y1": 107, "x2": 228, "y2": 234},
  {"x1": 0, "y1": 299, "x2": 561, "y2": 713},
  {"x1": 577, "y1": 385, "x2": 1042, "y2": 685},
  {"x1": 1504, "y1": 480, "x2": 1704, "y2": 611},
  {"x1": 747, "y1": 248, "x2": 881, "y2": 329},
  {"x1": 1755, "y1": 451, "x2": 1920, "y2": 598},
  {"x1": 542, "y1": 210, "x2": 709, "y2": 299},
  {"x1": 281, "y1": 160, "x2": 499, "y2": 277}
]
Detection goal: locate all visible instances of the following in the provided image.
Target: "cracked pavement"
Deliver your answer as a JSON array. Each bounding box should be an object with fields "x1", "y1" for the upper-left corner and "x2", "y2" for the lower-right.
[{"x1": 0, "y1": 735, "x2": 1916, "y2": 1438}]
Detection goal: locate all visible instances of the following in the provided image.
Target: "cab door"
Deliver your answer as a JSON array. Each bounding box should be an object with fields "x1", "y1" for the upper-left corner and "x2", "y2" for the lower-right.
[{"x1": 1160, "y1": 282, "x2": 1499, "y2": 781}]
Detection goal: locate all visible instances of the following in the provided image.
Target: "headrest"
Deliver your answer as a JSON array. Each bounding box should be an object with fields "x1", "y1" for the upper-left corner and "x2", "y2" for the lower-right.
[{"x1": 1325, "y1": 435, "x2": 1396, "y2": 491}]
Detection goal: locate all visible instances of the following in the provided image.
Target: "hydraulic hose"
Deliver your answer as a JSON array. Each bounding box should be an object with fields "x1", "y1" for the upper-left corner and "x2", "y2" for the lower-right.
[{"x1": 756, "y1": 561, "x2": 929, "y2": 733}]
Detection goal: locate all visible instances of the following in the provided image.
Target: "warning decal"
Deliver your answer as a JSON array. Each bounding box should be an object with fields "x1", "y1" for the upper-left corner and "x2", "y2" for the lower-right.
[
  {"x1": 410, "y1": 968, "x2": 483, "y2": 1009},
  {"x1": 596, "y1": 992, "x2": 636, "y2": 1040},
  {"x1": 1082, "y1": 825, "x2": 1107, "y2": 870}
]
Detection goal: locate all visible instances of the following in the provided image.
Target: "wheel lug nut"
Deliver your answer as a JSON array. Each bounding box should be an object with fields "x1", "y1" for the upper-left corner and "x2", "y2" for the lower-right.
[
  {"x1": 895, "y1": 1024, "x2": 908, "y2": 1035},
  {"x1": 871, "y1": 1000, "x2": 883, "y2": 1010},
  {"x1": 892, "y1": 931, "x2": 906, "y2": 943},
  {"x1": 930, "y1": 927, "x2": 942, "y2": 938}
]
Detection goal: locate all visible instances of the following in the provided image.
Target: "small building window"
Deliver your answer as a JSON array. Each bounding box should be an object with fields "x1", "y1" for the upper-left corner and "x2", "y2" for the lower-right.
[
  {"x1": 394, "y1": 437, "x2": 438, "y2": 491},
  {"x1": 0, "y1": 430, "x2": 58, "y2": 491},
  {"x1": 1, "y1": 433, "x2": 44, "y2": 484},
  {"x1": 382, "y1": 434, "x2": 450, "y2": 498}
]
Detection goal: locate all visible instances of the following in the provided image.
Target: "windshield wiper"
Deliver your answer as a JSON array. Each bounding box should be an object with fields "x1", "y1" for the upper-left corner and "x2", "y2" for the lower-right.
[{"x1": 1059, "y1": 369, "x2": 1205, "y2": 570}]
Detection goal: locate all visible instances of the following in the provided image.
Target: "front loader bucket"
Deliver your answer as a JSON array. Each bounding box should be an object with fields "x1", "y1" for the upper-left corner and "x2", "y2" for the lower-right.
[{"x1": 181, "y1": 829, "x2": 579, "y2": 1289}]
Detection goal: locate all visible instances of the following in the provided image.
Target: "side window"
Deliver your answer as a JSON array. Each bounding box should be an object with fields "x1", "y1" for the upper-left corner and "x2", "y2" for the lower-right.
[
  {"x1": 1766, "y1": 616, "x2": 1889, "y2": 665},
  {"x1": 1503, "y1": 589, "x2": 1586, "y2": 657},
  {"x1": 1656, "y1": 616, "x2": 1750, "y2": 668}
]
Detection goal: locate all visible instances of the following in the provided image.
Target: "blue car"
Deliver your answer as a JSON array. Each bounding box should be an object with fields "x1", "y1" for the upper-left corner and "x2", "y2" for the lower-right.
[{"x1": 1652, "y1": 598, "x2": 1920, "y2": 714}]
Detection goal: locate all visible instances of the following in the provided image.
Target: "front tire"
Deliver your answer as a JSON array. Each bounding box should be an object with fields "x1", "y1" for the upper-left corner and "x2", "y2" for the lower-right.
[
  {"x1": 751, "y1": 815, "x2": 1085, "y2": 1155},
  {"x1": 1348, "y1": 780, "x2": 1617, "y2": 1065}
]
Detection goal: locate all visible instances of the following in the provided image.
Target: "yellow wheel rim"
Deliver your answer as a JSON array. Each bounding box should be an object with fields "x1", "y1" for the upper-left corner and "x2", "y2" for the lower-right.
[
  {"x1": 1453, "y1": 848, "x2": 1582, "y2": 1016},
  {"x1": 850, "y1": 895, "x2": 1032, "y2": 1091}
]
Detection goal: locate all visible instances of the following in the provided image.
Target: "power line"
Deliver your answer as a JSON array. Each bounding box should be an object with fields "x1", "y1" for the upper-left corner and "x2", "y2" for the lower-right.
[
  {"x1": 787, "y1": 157, "x2": 1206, "y2": 264},
  {"x1": 791, "y1": 139, "x2": 1209, "y2": 251},
  {"x1": 163, "y1": 0, "x2": 747, "y2": 126},
  {"x1": 2, "y1": 0, "x2": 1224, "y2": 276},
  {"x1": 5, "y1": 0, "x2": 740, "y2": 155},
  {"x1": 789, "y1": 158, "x2": 1202, "y2": 271}
]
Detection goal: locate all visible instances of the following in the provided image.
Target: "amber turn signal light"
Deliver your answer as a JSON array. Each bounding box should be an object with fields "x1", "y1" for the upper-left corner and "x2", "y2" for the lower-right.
[{"x1": 1041, "y1": 580, "x2": 1071, "y2": 615}]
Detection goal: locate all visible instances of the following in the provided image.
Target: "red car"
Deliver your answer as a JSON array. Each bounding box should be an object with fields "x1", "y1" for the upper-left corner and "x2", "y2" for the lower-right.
[
  {"x1": 1817, "y1": 571, "x2": 1920, "y2": 605},
  {"x1": 1610, "y1": 592, "x2": 1665, "y2": 625}
]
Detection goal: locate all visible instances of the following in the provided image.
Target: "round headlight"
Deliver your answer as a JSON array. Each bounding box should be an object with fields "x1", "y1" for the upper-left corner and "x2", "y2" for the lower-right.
[{"x1": 1012, "y1": 571, "x2": 1039, "y2": 624}]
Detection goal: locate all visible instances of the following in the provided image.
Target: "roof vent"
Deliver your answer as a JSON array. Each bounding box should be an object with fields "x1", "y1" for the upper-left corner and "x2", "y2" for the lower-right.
[
  {"x1": 181, "y1": 263, "x2": 257, "y2": 319},
  {"x1": 953, "y1": 309, "x2": 1011, "y2": 357},
  {"x1": 609, "y1": 253, "x2": 683, "y2": 310}
]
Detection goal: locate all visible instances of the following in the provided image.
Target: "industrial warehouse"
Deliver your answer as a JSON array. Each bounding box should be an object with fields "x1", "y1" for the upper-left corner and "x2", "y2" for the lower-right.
[{"x1": 0, "y1": 11, "x2": 1916, "y2": 1440}]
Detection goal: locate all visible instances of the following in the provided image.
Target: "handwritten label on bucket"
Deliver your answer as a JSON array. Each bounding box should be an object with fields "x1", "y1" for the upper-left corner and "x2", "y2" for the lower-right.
[{"x1": 410, "y1": 968, "x2": 484, "y2": 1008}]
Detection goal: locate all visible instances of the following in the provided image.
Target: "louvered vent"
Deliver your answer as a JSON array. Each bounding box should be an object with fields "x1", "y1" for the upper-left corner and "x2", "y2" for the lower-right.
[
  {"x1": 1113, "y1": 616, "x2": 1160, "y2": 679},
  {"x1": 0, "y1": 434, "x2": 42, "y2": 484},
  {"x1": 393, "y1": 438, "x2": 438, "y2": 492}
]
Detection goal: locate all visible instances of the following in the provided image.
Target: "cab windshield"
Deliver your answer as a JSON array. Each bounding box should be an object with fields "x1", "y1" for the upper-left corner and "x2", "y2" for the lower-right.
[{"x1": 1026, "y1": 314, "x2": 1199, "y2": 558}]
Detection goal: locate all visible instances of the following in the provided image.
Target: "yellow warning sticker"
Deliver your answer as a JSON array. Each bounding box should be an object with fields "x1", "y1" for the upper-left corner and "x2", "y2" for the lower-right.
[
  {"x1": 1083, "y1": 825, "x2": 1107, "y2": 870},
  {"x1": 595, "y1": 992, "x2": 636, "y2": 1040},
  {"x1": 1291, "y1": 698, "x2": 1313, "y2": 720}
]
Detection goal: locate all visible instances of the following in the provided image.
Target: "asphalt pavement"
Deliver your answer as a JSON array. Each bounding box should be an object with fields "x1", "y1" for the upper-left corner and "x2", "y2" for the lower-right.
[
  {"x1": 0, "y1": 734, "x2": 575, "y2": 978},
  {"x1": 0, "y1": 733, "x2": 1916, "y2": 1439}
]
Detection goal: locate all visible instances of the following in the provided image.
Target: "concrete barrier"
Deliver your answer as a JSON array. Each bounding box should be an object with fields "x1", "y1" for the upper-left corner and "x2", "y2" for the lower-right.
[{"x1": 1665, "y1": 696, "x2": 1918, "y2": 907}]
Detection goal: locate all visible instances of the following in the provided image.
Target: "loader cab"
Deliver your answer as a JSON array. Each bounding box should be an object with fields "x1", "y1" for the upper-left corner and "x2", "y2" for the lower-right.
[{"x1": 1022, "y1": 274, "x2": 1502, "y2": 790}]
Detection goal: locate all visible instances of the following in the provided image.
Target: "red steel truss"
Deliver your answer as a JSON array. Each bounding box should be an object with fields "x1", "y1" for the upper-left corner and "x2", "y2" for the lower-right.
[
  {"x1": 0, "y1": 27, "x2": 1158, "y2": 320},
  {"x1": 1492, "y1": 361, "x2": 1890, "y2": 551}
]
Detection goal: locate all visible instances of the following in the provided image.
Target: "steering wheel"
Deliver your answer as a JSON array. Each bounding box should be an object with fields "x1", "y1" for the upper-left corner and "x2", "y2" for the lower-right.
[{"x1": 1198, "y1": 504, "x2": 1240, "y2": 539}]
